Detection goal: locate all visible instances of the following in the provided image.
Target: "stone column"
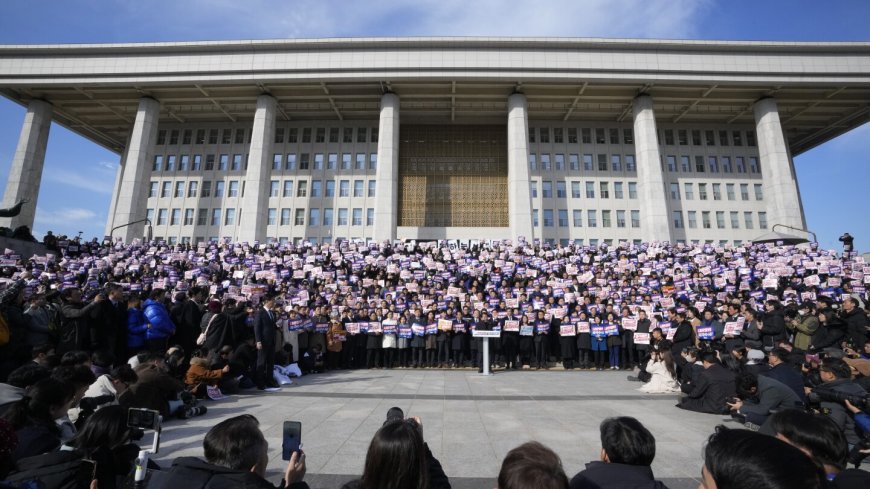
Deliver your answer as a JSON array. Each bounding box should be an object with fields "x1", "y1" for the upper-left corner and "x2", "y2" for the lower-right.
[
  {"x1": 753, "y1": 97, "x2": 806, "y2": 230},
  {"x1": 373, "y1": 92, "x2": 399, "y2": 242},
  {"x1": 104, "y1": 133, "x2": 133, "y2": 238},
  {"x1": 239, "y1": 94, "x2": 277, "y2": 243},
  {"x1": 0, "y1": 99, "x2": 52, "y2": 231},
  {"x1": 507, "y1": 93, "x2": 533, "y2": 244},
  {"x1": 112, "y1": 97, "x2": 160, "y2": 243},
  {"x1": 632, "y1": 94, "x2": 671, "y2": 243}
]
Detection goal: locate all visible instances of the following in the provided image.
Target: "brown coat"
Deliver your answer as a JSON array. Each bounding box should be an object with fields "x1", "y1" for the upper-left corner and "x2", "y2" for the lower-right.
[
  {"x1": 326, "y1": 324, "x2": 344, "y2": 353},
  {"x1": 119, "y1": 363, "x2": 185, "y2": 416},
  {"x1": 185, "y1": 358, "x2": 224, "y2": 394}
]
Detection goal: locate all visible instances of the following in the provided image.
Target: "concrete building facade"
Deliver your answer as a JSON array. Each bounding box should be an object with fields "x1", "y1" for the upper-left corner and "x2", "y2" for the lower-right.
[{"x1": 1, "y1": 37, "x2": 869, "y2": 245}]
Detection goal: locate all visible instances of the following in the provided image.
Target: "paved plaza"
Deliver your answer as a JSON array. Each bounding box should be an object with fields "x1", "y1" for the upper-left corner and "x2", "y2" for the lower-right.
[{"x1": 152, "y1": 368, "x2": 727, "y2": 488}]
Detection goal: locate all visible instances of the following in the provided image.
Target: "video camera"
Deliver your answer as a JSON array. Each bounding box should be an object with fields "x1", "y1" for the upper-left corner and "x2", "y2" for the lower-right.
[
  {"x1": 127, "y1": 408, "x2": 162, "y2": 487},
  {"x1": 808, "y1": 386, "x2": 870, "y2": 411}
]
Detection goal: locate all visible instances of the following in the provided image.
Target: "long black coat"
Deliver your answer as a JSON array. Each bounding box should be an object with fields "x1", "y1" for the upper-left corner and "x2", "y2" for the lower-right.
[
  {"x1": 678, "y1": 363, "x2": 736, "y2": 414},
  {"x1": 201, "y1": 312, "x2": 235, "y2": 352}
]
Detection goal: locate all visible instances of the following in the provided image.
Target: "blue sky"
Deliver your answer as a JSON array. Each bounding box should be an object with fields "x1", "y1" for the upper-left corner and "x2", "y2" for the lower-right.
[{"x1": 0, "y1": 0, "x2": 867, "y2": 250}]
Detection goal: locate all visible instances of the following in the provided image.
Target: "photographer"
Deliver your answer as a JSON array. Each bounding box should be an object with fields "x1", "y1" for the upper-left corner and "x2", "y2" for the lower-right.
[
  {"x1": 806, "y1": 358, "x2": 868, "y2": 447},
  {"x1": 162, "y1": 414, "x2": 308, "y2": 488},
  {"x1": 840, "y1": 297, "x2": 868, "y2": 351},
  {"x1": 839, "y1": 232, "x2": 854, "y2": 254}
]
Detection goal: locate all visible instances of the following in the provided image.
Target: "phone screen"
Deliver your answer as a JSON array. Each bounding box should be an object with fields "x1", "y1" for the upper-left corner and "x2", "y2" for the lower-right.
[{"x1": 282, "y1": 421, "x2": 302, "y2": 461}]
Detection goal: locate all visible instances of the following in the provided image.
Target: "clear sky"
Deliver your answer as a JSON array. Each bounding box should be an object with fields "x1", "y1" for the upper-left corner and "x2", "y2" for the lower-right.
[{"x1": 0, "y1": 0, "x2": 867, "y2": 251}]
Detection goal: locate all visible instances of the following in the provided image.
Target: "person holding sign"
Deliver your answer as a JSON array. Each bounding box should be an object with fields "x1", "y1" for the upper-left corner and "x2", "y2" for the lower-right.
[
  {"x1": 424, "y1": 312, "x2": 438, "y2": 368},
  {"x1": 326, "y1": 320, "x2": 345, "y2": 370},
  {"x1": 409, "y1": 309, "x2": 426, "y2": 368},
  {"x1": 604, "y1": 312, "x2": 623, "y2": 370},
  {"x1": 590, "y1": 312, "x2": 608, "y2": 371},
  {"x1": 559, "y1": 319, "x2": 576, "y2": 370},
  {"x1": 619, "y1": 307, "x2": 638, "y2": 371},
  {"x1": 575, "y1": 311, "x2": 592, "y2": 370},
  {"x1": 436, "y1": 315, "x2": 451, "y2": 368},
  {"x1": 501, "y1": 311, "x2": 521, "y2": 370},
  {"x1": 533, "y1": 310, "x2": 550, "y2": 370},
  {"x1": 366, "y1": 312, "x2": 383, "y2": 369},
  {"x1": 475, "y1": 311, "x2": 495, "y2": 373},
  {"x1": 518, "y1": 315, "x2": 535, "y2": 368},
  {"x1": 696, "y1": 309, "x2": 724, "y2": 346},
  {"x1": 382, "y1": 313, "x2": 398, "y2": 369},
  {"x1": 450, "y1": 311, "x2": 467, "y2": 368}
]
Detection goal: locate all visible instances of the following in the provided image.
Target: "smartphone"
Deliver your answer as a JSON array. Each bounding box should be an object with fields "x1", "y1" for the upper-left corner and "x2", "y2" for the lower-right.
[
  {"x1": 76, "y1": 459, "x2": 97, "y2": 486},
  {"x1": 127, "y1": 407, "x2": 160, "y2": 431},
  {"x1": 282, "y1": 421, "x2": 302, "y2": 461}
]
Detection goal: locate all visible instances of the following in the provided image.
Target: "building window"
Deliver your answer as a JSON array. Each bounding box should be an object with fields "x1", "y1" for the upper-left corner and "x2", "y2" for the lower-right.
[
  {"x1": 542, "y1": 181, "x2": 553, "y2": 198},
  {"x1": 726, "y1": 183, "x2": 735, "y2": 201},
  {"x1": 234, "y1": 129, "x2": 246, "y2": 144},
  {"x1": 664, "y1": 130, "x2": 675, "y2": 145},
  {"x1": 201, "y1": 181, "x2": 211, "y2": 198},
  {"x1": 353, "y1": 180, "x2": 364, "y2": 197},
  {"x1": 722, "y1": 157, "x2": 732, "y2": 173},
  {"x1": 616, "y1": 210, "x2": 626, "y2": 228},
  {"x1": 532, "y1": 209, "x2": 539, "y2": 227},
  {"x1": 267, "y1": 208, "x2": 277, "y2": 225},
  {"x1": 680, "y1": 156, "x2": 691, "y2": 173},
  {"x1": 179, "y1": 155, "x2": 189, "y2": 171},
  {"x1": 601, "y1": 210, "x2": 611, "y2": 228},
  {"x1": 313, "y1": 153, "x2": 324, "y2": 170},
  {"x1": 571, "y1": 181, "x2": 581, "y2": 198},
  {"x1": 156, "y1": 130, "x2": 166, "y2": 145},
  {"x1": 712, "y1": 183, "x2": 721, "y2": 200},
  {"x1": 337, "y1": 208, "x2": 348, "y2": 226},
  {"x1": 716, "y1": 211, "x2": 725, "y2": 229},
  {"x1": 295, "y1": 209, "x2": 305, "y2": 226},
  {"x1": 585, "y1": 182, "x2": 595, "y2": 199},
  {"x1": 569, "y1": 154, "x2": 579, "y2": 171},
  {"x1": 678, "y1": 130, "x2": 688, "y2": 146},
  {"x1": 609, "y1": 128, "x2": 620, "y2": 144},
  {"x1": 630, "y1": 210, "x2": 640, "y2": 228},
  {"x1": 600, "y1": 182, "x2": 609, "y2": 199},
  {"x1": 366, "y1": 208, "x2": 374, "y2": 226},
  {"x1": 297, "y1": 180, "x2": 308, "y2": 197},
  {"x1": 744, "y1": 212, "x2": 754, "y2": 229},
  {"x1": 170, "y1": 208, "x2": 181, "y2": 226},
  {"x1": 210, "y1": 208, "x2": 221, "y2": 226},
  {"x1": 225, "y1": 208, "x2": 236, "y2": 226},
  {"x1": 740, "y1": 184, "x2": 749, "y2": 201},
  {"x1": 369, "y1": 153, "x2": 377, "y2": 170},
  {"x1": 687, "y1": 211, "x2": 697, "y2": 229},
  {"x1": 544, "y1": 209, "x2": 553, "y2": 228},
  {"x1": 625, "y1": 155, "x2": 636, "y2": 172},
  {"x1": 323, "y1": 208, "x2": 333, "y2": 226},
  {"x1": 666, "y1": 155, "x2": 677, "y2": 172},
  {"x1": 343, "y1": 128, "x2": 353, "y2": 143},
  {"x1": 311, "y1": 180, "x2": 322, "y2": 197},
  {"x1": 368, "y1": 180, "x2": 376, "y2": 198},
  {"x1": 530, "y1": 182, "x2": 538, "y2": 198},
  {"x1": 351, "y1": 208, "x2": 362, "y2": 226},
  {"x1": 540, "y1": 154, "x2": 551, "y2": 171},
  {"x1": 749, "y1": 157, "x2": 760, "y2": 174},
  {"x1": 161, "y1": 182, "x2": 171, "y2": 198},
  {"x1": 357, "y1": 128, "x2": 367, "y2": 143},
  {"x1": 702, "y1": 211, "x2": 711, "y2": 229},
  {"x1": 730, "y1": 211, "x2": 740, "y2": 229},
  {"x1": 529, "y1": 154, "x2": 537, "y2": 170},
  {"x1": 614, "y1": 182, "x2": 624, "y2": 199},
  {"x1": 214, "y1": 181, "x2": 224, "y2": 197},
  {"x1": 572, "y1": 210, "x2": 583, "y2": 227},
  {"x1": 587, "y1": 210, "x2": 597, "y2": 227},
  {"x1": 156, "y1": 209, "x2": 167, "y2": 225},
  {"x1": 539, "y1": 128, "x2": 550, "y2": 143},
  {"x1": 148, "y1": 182, "x2": 158, "y2": 198},
  {"x1": 568, "y1": 128, "x2": 578, "y2": 144},
  {"x1": 558, "y1": 209, "x2": 568, "y2": 227},
  {"x1": 218, "y1": 154, "x2": 228, "y2": 171},
  {"x1": 583, "y1": 154, "x2": 594, "y2": 171},
  {"x1": 309, "y1": 208, "x2": 320, "y2": 227},
  {"x1": 698, "y1": 183, "x2": 708, "y2": 200},
  {"x1": 581, "y1": 128, "x2": 591, "y2": 144},
  {"x1": 673, "y1": 211, "x2": 683, "y2": 229},
  {"x1": 670, "y1": 183, "x2": 680, "y2": 200},
  {"x1": 197, "y1": 208, "x2": 207, "y2": 226},
  {"x1": 267, "y1": 180, "x2": 279, "y2": 197},
  {"x1": 228, "y1": 180, "x2": 239, "y2": 198},
  {"x1": 735, "y1": 157, "x2": 745, "y2": 173},
  {"x1": 628, "y1": 182, "x2": 638, "y2": 199},
  {"x1": 611, "y1": 155, "x2": 622, "y2": 171},
  {"x1": 355, "y1": 154, "x2": 366, "y2": 170},
  {"x1": 341, "y1": 153, "x2": 351, "y2": 170},
  {"x1": 325, "y1": 180, "x2": 335, "y2": 198},
  {"x1": 174, "y1": 181, "x2": 184, "y2": 198},
  {"x1": 597, "y1": 154, "x2": 608, "y2": 171},
  {"x1": 339, "y1": 180, "x2": 349, "y2": 197},
  {"x1": 165, "y1": 155, "x2": 176, "y2": 171},
  {"x1": 283, "y1": 180, "x2": 293, "y2": 197},
  {"x1": 704, "y1": 130, "x2": 715, "y2": 146},
  {"x1": 192, "y1": 155, "x2": 202, "y2": 171},
  {"x1": 758, "y1": 212, "x2": 768, "y2": 229},
  {"x1": 754, "y1": 184, "x2": 764, "y2": 200},
  {"x1": 281, "y1": 208, "x2": 291, "y2": 226},
  {"x1": 275, "y1": 128, "x2": 285, "y2": 144},
  {"x1": 555, "y1": 154, "x2": 565, "y2": 171},
  {"x1": 299, "y1": 154, "x2": 309, "y2": 170}
]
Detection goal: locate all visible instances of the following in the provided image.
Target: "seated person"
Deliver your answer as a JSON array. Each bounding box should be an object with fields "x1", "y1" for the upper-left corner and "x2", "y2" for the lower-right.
[
  {"x1": 499, "y1": 441, "x2": 568, "y2": 489},
  {"x1": 341, "y1": 407, "x2": 450, "y2": 489},
  {"x1": 162, "y1": 414, "x2": 308, "y2": 488},
  {"x1": 185, "y1": 348, "x2": 230, "y2": 398},
  {"x1": 569, "y1": 417, "x2": 666, "y2": 489},
  {"x1": 727, "y1": 372, "x2": 802, "y2": 429},
  {"x1": 119, "y1": 353, "x2": 206, "y2": 419},
  {"x1": 1, "y1": 378, "x2": 74, "y2": 462},
  {"x1": 678, "y1": 347, "x2": 704, "y2": 394},
  {"x1": 677, "y1": 351, "x2": 736, "y2": 414},
  {"x1": 699, "y1": 425, "x2": 825, "y2": 489}
]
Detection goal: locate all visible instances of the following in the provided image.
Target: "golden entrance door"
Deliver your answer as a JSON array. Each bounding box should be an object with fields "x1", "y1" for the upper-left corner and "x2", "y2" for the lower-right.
[{"x1": 398, "y1": 125, "x2": 508, "y2": 227}]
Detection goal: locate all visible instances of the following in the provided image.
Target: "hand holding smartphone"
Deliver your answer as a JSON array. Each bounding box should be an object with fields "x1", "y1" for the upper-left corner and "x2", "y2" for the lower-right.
[{"x1": 282, "y1": 421, "x2": 302, "y2": 461}]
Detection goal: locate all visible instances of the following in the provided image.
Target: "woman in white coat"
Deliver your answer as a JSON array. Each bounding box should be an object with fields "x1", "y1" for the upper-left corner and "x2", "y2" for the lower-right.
[{"x1": 638, "y1": 349, "x2": 681, "y2": 394}]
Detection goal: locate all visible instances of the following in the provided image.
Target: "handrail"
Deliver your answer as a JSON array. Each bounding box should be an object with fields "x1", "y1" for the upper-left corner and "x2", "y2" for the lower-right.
[
  {"x1": 772, "y1": 223, "x2": 817, "y2": 243},
  {"x1": 111, "y1": 218, "x2": 152, "y2": 243}
]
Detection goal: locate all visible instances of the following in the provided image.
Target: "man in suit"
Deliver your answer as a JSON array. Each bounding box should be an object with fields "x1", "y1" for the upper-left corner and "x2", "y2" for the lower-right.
[
  {"x1": 677, "y1": 351, "x2": 736, "y2": 414},
  {"x1": 254, "y1": 294, "x2": 279, "y2": 390},
  {"x1": 728, "y1": 372, "x2": 803, "y2": 428},
  {"x1": 94, "y1": 283, "x2": 127, "y2": 364},
  {"x1": 760, "y1": 347, "x2": 807, "y2": 403}
]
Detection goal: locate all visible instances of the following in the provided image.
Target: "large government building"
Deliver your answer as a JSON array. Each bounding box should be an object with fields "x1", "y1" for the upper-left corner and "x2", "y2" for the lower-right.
[{"x1": 1, "y1": 38, "x2": 869, "y2": 246}]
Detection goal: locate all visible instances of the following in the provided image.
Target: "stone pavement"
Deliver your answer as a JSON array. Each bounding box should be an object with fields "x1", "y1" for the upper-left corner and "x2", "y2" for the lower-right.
[{"x1": 154, "y1": 368, "x2": 725, "y2": 489}]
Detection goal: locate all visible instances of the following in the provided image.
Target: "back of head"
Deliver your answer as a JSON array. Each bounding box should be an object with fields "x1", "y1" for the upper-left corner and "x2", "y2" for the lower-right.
[
  {"x1": 600, "y1": 417, "x2": 656, "y2": 466},
  {"x1": 2, "y1": 377, "x2": 74, "y2": 429},
  {"x1": 6, "y1": 363, "x2": 50, "y2": 389},
  {"x1": 820, "y1": 358, "x2": 852, "y2": 380},
  {"x1": 498, "y1": 441, "x2": 568, "y2": 489},
  {"x1": 701, "y1": 351, "x2": 720, "y2": 366},
  {"x1": 203, "y1": 414, "x2": 267, "y2": 472},
  {"x1": 769, "y1": 410, "x2": 848, "y2": 472},
  {"x1": 52, "y1": 364, "x2": 96, "y2": 392},
  {"x1": 69, "y1": 405, "x2": 130, "y2": 454},
  {"x1": 361, "y1": 419, "x2": 428, "y2": 489},
  {"x1": 704, "y1": 425, "x2": 825, "y2": 489}
]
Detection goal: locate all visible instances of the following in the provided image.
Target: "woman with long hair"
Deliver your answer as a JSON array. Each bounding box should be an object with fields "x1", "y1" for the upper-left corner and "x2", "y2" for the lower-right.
[
  {"x1": 2, "y1": 377, "x2": 75, "y2": 461},
  {"x1": 65, "y1": 405, "x2": 141, "y2": 489},
  {"x1": 638, "y1": 349, "x2": 681, "y2": 394}
]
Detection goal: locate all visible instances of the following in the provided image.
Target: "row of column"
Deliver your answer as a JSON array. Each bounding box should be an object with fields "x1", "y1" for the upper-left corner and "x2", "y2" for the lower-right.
[{"x1": 1, "y1": 93, "x2": 806, "y2": 244}]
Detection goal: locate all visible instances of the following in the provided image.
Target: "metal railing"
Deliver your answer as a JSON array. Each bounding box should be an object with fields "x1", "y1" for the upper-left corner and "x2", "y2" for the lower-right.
[{"x1": 111, "y1": 218, "x2": 152, "y2": 243}]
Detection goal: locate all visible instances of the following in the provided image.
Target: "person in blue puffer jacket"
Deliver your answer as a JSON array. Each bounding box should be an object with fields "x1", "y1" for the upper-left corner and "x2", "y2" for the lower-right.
[
  {"x1": 127, "y1": 294, "x2": 149, "y2": 357},
  {"x1": 143, "y1": 289, "x2": 175, "y2": 352}
]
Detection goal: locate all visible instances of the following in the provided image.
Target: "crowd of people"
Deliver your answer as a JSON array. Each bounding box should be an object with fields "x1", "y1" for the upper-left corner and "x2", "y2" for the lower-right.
[{"x1": 0, "y1": 232, "x2": 868, "y2": 487}]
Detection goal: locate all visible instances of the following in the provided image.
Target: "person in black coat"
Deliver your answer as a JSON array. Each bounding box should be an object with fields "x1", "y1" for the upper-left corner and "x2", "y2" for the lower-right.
[
  {"x1": 161, "y1": 414, "x2": 308, "y2": 489},
  {"x1": 94, "y1": 284, "x2": 127, "y2": 365},
  {"x1": 201, "y1": 301, "x2": 236, "y2": 353},
  {"x1": 253, "y1": 295, "x2": 279, "y2": 390},
  {"x1": 177, "y1": 286, "x2": 206, "y2": 357},
  {"x1": 841, "y1": 297, "x2": 868, "y2": 350},
  {"x1": 760, "y1": 301, "x2": 788, "y2": 350},
  {"x1": 677, "y1": 351, "x2": 737, "y2": 414},
  {"x1": 474, "y1": 312, "x2": 495, "y2": 373},
  {"x1": 760, "y1": 347, "x2": 807, "y2": 403},
  {"x1": 569, "y1": 416, "x2": 667, "y2": 489}
]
